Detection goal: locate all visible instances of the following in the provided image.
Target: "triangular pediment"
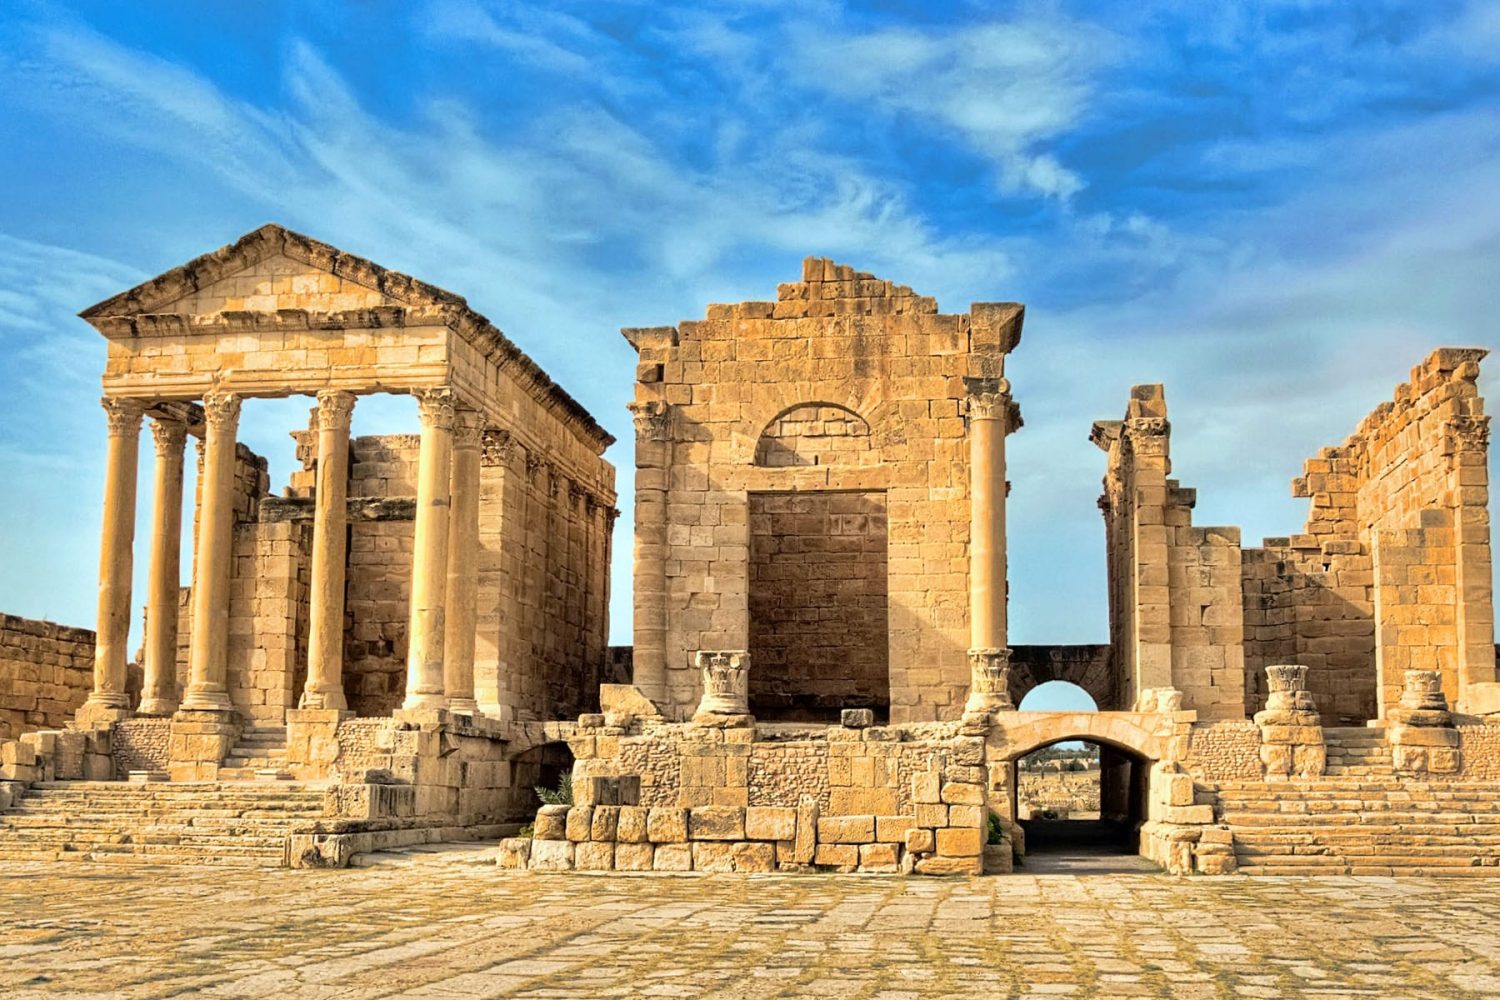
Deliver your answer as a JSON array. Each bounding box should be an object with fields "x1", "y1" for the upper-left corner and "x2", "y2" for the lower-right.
[{"x1": 79, "y1": 223, "x2": 469, "y2": 322}]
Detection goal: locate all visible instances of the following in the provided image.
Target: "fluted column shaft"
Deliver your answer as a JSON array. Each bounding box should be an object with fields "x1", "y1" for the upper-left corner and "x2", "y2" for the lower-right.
[
  {"x1": 139, "y1": 416, "x2": 187, "y2": 716},
  {"x1": 85, "y1": 397, "x2": 146, "y2": 715},
  {"x1": 404, "y1": 387, "x2": 454, "y2": 710},
  {"x1": 182, "y1": 391, "x2": 241, "y2": 712},
  {"x1": 301, "y1": 390, "x2": 356, "y2": 711},
  {"x1": 443, "y1": 409, "x2": 483, "y2": 714}
]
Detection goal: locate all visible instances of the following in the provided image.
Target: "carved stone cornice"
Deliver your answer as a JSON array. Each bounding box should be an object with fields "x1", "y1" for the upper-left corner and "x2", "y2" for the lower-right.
[
  {"x1": 201, "y1": 391, "x2": 242, "y2": 435},
  {"x1": 452, "y1": 409, "x2": 484, "y2": 450},
  {"x1": 314, "y1": 389, "x2": 357, "y2": 431},
  {"x1": 148, "y1": 416, "x2": 188, "y2": 457},
  {"x1": 627, "y1": 400, "x2": 672, "y2": 442},
  {"x1": 414, "y1": 386, "x2": 455, "y2": 431},
  {"x1": 481, "y1": 428, "x2": 515, "y2": 467},
  {"x1": 101, "y1": 397, "x2": 146, "y2": 437}
]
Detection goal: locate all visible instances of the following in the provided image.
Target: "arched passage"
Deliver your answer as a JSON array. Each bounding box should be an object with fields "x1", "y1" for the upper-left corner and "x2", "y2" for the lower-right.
[{"x1": 1011, "y1": 735, "x2": 1151, "y2": 869}]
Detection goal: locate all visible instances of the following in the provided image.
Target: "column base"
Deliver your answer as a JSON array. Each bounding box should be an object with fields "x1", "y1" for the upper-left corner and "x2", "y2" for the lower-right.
[
  {"x1": 401, "y1": 691, "x2": 447, "y2": 712},
  {"x1": 75, "y1": 701, "x2": 132, "y2": 729},
  {"x1": 299, "y1": 689, "x2": 349, "y2": 712},
  {"x1": 393, "y1": 706, "x2": 454, "y2": 727},
  {"x1": 136, "y1": 697, "x2": 179, "y2": 717},
  {"x1": 446, "y1": 697, "x2": 479, "y2": 716},
  {"x1": 167, "y1": 708, "x2": 240, "y2": 781},
  {"x1": 180, "y1": 688, "x2": 234, "y2": 712}
]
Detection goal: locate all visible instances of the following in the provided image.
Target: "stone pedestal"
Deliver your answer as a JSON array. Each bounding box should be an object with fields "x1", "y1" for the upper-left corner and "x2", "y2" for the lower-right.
[
  {"x1": 286, "y1": 707, "x2": 351, "y2": 779},
  {"x1": 1253, "y1": 665, "x2": 1325, "y2": 778},
  {"x1": 962, "y1": 647, "x2": 1013, "y2": 720},
  {"x1": 1389, "y1": 670, "x2": 1460, "y2": 774},
  {"x1": 167, "y1": 709, "x2": 240, "y2": 782},
  {"x1": 691, "y1": 651, "x2": 753, "y2": 727}
]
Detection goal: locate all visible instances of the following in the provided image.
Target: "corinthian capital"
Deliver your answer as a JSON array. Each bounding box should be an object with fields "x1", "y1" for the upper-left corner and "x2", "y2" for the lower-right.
[
  {"x1": 627, "y1": 399, "x2": 672, "y2": 442},
  {"x1": 414, "y1": 386, "x2": 455, "y2": 431},
  {"x1": 148, "y1": 416, "x2": 188, "y2": 457},
  {"x1": 100, "y1": 397, "x2": 146, "y2": 437},
  {"x1": 481, "y1": 428, "x2": 515, "y2": 466},
  {"x1": 963, "y1": 377, "x2": 1011, "y2": 421},
  {"x1": 201, "y1": 392, "x2": 241, "y2": 434},
  {"x1": 452, "y1": 408, "x2": 484, "y2": 450},
  {"x1": 315, "y1": 390, "x2": 357, "y2": 431}
]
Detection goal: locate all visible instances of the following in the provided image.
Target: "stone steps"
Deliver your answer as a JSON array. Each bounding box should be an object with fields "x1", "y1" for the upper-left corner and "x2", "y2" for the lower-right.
[
  {"x1": 0, "y1": 780, "x2": 332, "y2": 867},
  {"x1": 1217, "y1": 773, "x2": 1500, "y2": 875}
]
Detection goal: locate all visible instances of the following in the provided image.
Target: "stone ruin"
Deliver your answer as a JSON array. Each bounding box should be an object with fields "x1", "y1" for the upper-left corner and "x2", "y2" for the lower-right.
[{"x1": 0, "y1": 231, "x2": 1496, "y2": 876}]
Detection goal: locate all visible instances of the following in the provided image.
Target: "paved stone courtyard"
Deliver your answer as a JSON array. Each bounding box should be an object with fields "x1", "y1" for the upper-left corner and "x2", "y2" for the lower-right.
[{"x1": 3, "y1": 848, "x2": 1500, "y2": 998}]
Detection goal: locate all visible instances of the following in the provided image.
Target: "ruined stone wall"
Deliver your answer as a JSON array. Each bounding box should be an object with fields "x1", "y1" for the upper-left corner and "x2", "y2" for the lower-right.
[
  {"x1": 626, "y1": 258, "x2": 1021, "y2": 723},
  {"x1": 343, "y1": 516, "x2": 413, "y2": 717},
  {"x1": 1006, "y1": 645, "x2": 1114, "y2": 710},
  {"x1": 1181, "y1": 720, "x2": 1262, "y2": 783},
  {"x1": 227, "y1": 520, "x2": 312, "y2": 724},
  {"x1": 1243, "y1": 348, "x2": 1492, "y2": 720},
  {"x1": 747, "y1": 491, "x2": 889, "y2": 720},
  {"x1": 1094, "y1": 388, "x2": 1246, "y2": 719},
  {"x1": 0, "y1": 615, "x2": 97, "y2": 740},
  {"x1": 112, "y1": 718, "x2": 172, "y2": 776}
]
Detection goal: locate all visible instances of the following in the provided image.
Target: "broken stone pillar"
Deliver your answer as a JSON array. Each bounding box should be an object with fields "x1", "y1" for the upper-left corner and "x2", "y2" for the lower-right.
[
  {"x1": 181, "y1": 391, "x2": 241, "y2": 713},
  {"x1": 1253, "y1": 665, "x2": 1325, "y2": 778},
  {"x1": 301, "y1": 390, "x2": 355, "y2": 712},
  {"x1": 79, "y1": 396, "x2": 146, "y2": 726},
  {"x1": 442, "y1": 408, "x2": 483, "y2": 716},
  {"x1": 403, "y1": 386, "x2": 454, "y2": 711},
  {"x1": 691, "y1": 650, "x2": 752, "y2": 727},
  {"x1": 1389, "y1": 669, "x2": 1461, "y2": 774},
  {"x1": 139, "y1": 415, "x2": 187, "y2": 717}
]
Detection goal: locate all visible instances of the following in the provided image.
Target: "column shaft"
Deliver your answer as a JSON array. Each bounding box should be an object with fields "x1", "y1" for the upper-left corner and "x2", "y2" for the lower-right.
[
  {"x1": 301, "y1": 390, "x2": 355, "y2": 711},
  {"x1": 968, "y1": 388, "x2": 1008, "y2": 649},
  {"x1": 182, "y1": 391, "x2": 241, "y2": 712},
  {"x1": 139, "y1": 416, "x2": 187, "y2": 716},
  {"x1": 442, "y1": 409, "x2": 483, "y2": 714},
  {"x1": 628, "y1": 401, "x2": 671, "y2": 708},
  {"x1": 403, "y1": 387, "x2": 455, "y2": 710},
  {"x1": 84, "y1": 397, "x2": 146, "y2": 715}
]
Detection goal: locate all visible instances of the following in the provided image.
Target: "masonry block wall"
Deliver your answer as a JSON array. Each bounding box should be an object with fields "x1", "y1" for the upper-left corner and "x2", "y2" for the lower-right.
[
  {"x1": 748, "y1": 491, "x2": 890, "y2": 720},
  {"x1": 624, "y1": 257, "x2": 1021, "y2": 723},
  {"x1": 1242, "y1": 348, "x2": 1493, "y2": 719},
  {"x1": 1093, "y1": 388, "x2": 1246, "y2": 719},
  {"x1": 0, "y1": 615, "x2": 100, "y2": 739}
]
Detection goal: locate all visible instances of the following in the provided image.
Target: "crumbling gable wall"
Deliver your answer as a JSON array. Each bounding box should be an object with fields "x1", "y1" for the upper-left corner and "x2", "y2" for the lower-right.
[
  {"x1": 625, "y1": 258, "x2": 1021, "y2": 724},
  {"x1": 1243, "y1": 348, "x2": 1493, "y2": 719},
  {"x1": 1093, "y1": 387, "x2": 1247, "y2": 720}
]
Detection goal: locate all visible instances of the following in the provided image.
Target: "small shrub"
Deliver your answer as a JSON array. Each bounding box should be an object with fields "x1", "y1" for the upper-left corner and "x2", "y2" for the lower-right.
[
  {"x1": 535, "y1": 772, "x2": 573, "y2": 806},
  {"x1": 986, "y1": 810, "x2": 1004, "y2": 845},
  {"x1": 517, "y1": 823, "x2": 534, "y2": 839}
]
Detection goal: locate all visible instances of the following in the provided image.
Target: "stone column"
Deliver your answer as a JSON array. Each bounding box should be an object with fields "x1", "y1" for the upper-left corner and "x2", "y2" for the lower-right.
[
  {"x1": 628, "y1": 400, "x2": 671, "y2": 709},
  {"x1": 403, "y1": 386, "x2": 454, "y2": 711},
  {"x1": 80, "y1": 396, "x2": 146, "y2": 723},
  {"x1": 442, "y1": 408, "x2": 483, "y2": 715},
  {"x1": 963, "y1": 379, "x2": 1014, "y2": 717},
  {"x1": 139, "y1": 415, "x2": 188, "y2": 716},
  {"x1": 300, "y1": 390, "x2": 356, "y2": 711},
  {"x1": 181, "y1": 391, "x2": 241, "y2": 712}
]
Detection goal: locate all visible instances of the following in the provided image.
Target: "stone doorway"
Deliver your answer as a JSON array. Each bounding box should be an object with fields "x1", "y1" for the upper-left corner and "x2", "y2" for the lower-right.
[
  {"x1": 747, "y1": 490, "x2": 889, "y2": 722},
  {"x1": 1013, "y1": 737, "x2": 1150, "y2": 872}
]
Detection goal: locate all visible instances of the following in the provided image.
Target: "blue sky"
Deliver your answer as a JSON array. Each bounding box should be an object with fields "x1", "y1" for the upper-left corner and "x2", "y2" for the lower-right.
[{"x1": 1, "y1": 1, "x2": 1497, "y2": 707}]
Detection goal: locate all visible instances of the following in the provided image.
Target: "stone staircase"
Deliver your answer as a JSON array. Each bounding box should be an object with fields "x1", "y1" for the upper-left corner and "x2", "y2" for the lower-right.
[
  {"x1": 1322, "y1": 727, "x2": 1392, "y2": 777},
  {"x1": 218, "y1": 726, "x2": 292, "y2": 780},
  {"x1": 0, "y1": 781, "x2": 330, "y2": 866},
  {"x1": 1216, "y1": 774, "x2": 1500, "y2": 876}
]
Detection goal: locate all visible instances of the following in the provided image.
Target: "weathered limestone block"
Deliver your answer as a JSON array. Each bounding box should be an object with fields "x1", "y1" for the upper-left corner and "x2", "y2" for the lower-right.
[
  {"x1": 875, "y1": 815, "x2": 916, "y2": 842},
  {"x1": 534, "y1": 804, "x2": 569, "y2": 841},
  {"x1": 732, "y1": 841, "x2": 777, "y2": 872},
  {"x1": 859, "y1": 843, "x2": 900, "y2": 871},
  {"x1": 936, "y1": 827, "x2": 982, "y2": 857},
  {"x1": 647, "y1": 807, "x2": 689, "y2": 843},
  {"x1": 529, "y1": 839, "x2": 575, "y2": 871},
  {"x1": 565, "y1": 806, "x2": 594, "y2": 842},
  {"x1": 940, "y1": 782, "x2": 983, "y2": 805},
  {"x1": 840, "y1": 709, "x2": 875, "y2": 729},
  {"x1": 652, "y1": 843, "x2": 693, "y2": 871},
  {"x1": 575, "y1": 842, "x2": 616, "y2": 871},
  {"x1": 497, "y1": 837, "x2": 532, "y2": 870},
  {"x1": 911, "y1": 771, "x2": 942, "y2": 804},
  {"x1": 591, "y1": 805, "x2": 620, "y2": 842},
  {"x1": 914, "y1": 854, "x2": 982, "y2": 876},
  {"x1": 745, "y1": 806, "x2": 796, "y2": 841},
  {"x1": 692, "y1": 842, "x2": 736, "y2": 872},
  {"x1": 689, "y1": 805, "x2": 746, "y2": 840},
  {"x1": 814, "y1": 844, "x2": 858, "y2": 870},
  {"x1": 793, "y1": 796, "x2": 818, "y2": 864},
  {"x1": 905, "y1": 828, "x2": 935, "y2": 853},
  {"x1": 818, "y1": 815, "x2": 875, "y2": 844},
  {"x1": 948, "y1": 804, "x2": 985, "y2": 828},
  {"x1": 915, "y1": 803, "x2": 948, "y2": 827},
  {"x1": 616, "y1": 805, "x2": 650, "y2": 843},
  {"x1": 614, "y1": 842, "x2": 655, "y2": 871}
]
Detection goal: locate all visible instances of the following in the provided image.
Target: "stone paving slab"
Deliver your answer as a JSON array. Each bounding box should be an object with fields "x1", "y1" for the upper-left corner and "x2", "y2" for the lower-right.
[{"x1": 2, "y1": 852, "x2": 1500, "y2": 998}]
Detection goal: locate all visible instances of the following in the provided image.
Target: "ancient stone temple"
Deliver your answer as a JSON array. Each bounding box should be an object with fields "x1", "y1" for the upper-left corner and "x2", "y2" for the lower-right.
[{"x1": 1, "y1": 239, "x2": 1497, "y2": 876}]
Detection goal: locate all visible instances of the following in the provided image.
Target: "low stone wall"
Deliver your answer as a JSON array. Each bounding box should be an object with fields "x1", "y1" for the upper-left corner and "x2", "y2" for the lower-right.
[
  {"x1": 112, "y1": 719, "x2": 172, "y2": 777},
  {"x1": 1457, "y1": 725, "x2": 1500, "y2": 780},
  {"x1": 1183, "y1": 721, "x2": 1263, "y2": 783},
  {"x1": 0, "y1": 615, "x2": 100, "y2": 740},
  {"x1": 502, "y1": 715, "x2": 998, "y2": 875}
]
